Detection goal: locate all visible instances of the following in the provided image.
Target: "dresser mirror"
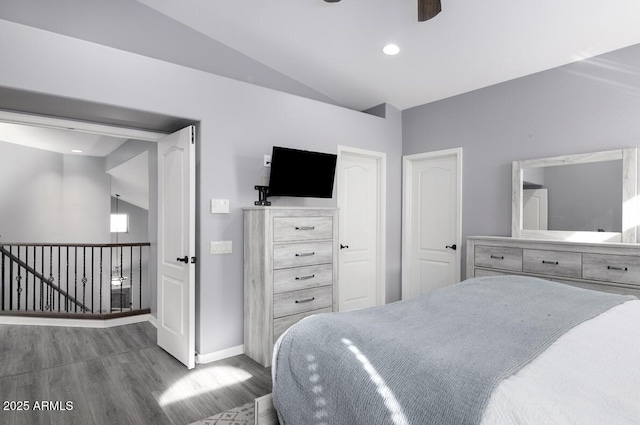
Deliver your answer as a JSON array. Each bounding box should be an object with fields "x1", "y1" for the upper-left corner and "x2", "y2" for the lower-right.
[{"x1": 512, "y1": 148, "x2": 637, "y2": 243}]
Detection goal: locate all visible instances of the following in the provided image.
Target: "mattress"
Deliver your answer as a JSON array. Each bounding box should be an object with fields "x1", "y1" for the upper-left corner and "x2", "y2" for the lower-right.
[
  {"x1": 272, "y1": 278, "x2": 640, "y2": 425},
  {"x1": 482, "y1": 298, "x2": 640, "y2": 425}
]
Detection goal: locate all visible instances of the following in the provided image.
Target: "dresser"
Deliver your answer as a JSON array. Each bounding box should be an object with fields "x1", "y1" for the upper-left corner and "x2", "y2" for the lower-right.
[
  {"x1": 467, "y1": 236, "x2": 640, "y2": 298},
  {"x1": 243, "y1": 207, "x2": 338, "y2": 367}
]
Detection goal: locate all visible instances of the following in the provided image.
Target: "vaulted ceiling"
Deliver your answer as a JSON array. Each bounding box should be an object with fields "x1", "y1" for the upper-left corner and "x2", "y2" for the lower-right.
[
  {"x1": 2, "y1": 0, "x2": 640, "y2": 112},
  {"x1": 139, "y1": 0, "x2": 640, "y2": 110}
]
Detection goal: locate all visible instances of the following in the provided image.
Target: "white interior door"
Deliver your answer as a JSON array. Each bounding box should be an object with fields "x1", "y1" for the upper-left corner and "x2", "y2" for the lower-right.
[
  {"x1": 157, "y1": 125, "x2": 196, "y2": 369},
  {"x1": 523, "y1": 188, "x2": 548, "y2": 230},
  {"x1": 337, "y1": 146, "x2": 385, "y2": 311},
  {"x1": 402, "y1": 148, "x2": 462, "y2": 300}
]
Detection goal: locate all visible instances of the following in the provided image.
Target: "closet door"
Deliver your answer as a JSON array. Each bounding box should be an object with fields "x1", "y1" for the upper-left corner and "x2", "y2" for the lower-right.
[{"x1": 402, "y1": 148, "x2": 462, "y2": 299}]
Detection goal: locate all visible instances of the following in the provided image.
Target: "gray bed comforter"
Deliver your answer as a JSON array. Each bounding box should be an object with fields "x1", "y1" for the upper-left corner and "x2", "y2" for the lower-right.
[{"x1": 273, "y1": 275, "x2": 635, "y2": 425}]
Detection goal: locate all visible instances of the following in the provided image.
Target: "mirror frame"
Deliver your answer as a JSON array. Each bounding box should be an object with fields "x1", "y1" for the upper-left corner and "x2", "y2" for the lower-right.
[{"x1": 512, "y1": 148, "x2": 637, "y2": 243}]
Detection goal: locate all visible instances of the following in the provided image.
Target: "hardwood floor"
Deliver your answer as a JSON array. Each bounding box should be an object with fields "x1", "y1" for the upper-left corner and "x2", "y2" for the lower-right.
[{"x1": 0, "y1": 322, "x2": 272, "y2": 425}]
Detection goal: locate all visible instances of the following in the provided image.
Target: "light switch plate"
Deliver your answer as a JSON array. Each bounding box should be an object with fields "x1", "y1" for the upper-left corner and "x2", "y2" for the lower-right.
[
  {"x1": 210, "y1": 241, "x2": 232, "y2": 254},
  {"x1": 264, "y1": 155, "x2": 271, "y2": 167},
  {"x1": 211, "y1": 199, "x2": 230, "y2": 214}
]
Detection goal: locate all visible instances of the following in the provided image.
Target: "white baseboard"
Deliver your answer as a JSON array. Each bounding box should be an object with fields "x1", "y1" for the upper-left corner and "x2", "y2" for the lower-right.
[
  {"x1": 196, "y1": 345, "x2": 244, "y2": 364},
  {"x1": 148, "y1": 314, "x2": 158, "y2": 328},
  {"x1": 0, "y1": 313, "x2": 152, "y2": 328}
]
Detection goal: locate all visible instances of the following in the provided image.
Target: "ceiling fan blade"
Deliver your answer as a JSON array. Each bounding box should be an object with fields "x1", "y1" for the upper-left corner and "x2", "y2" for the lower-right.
[{"x1": 418, "y1": 0, "x2": 441, "y2": 22}]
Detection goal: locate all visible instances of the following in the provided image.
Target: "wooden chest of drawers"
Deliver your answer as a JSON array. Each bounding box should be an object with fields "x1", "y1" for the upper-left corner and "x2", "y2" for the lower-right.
[
  {"x1": 467, "y1": 237, "x2": 640, "y2": 298},
  {"x1": 244, "y1": 207, "x2": 338, "y2": 367}
]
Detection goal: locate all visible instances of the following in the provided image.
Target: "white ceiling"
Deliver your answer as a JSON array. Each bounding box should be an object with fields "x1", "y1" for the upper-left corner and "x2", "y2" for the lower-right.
[
  {"x1": 0, "y1": 122, "x2": 127, "y2": 157},
  {"x1": 138, "y1": 0, "x2": 640, "y2": 111}
]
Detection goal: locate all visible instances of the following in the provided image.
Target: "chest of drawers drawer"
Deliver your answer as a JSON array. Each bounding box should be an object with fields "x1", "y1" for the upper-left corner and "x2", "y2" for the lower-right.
[
  {"x1": 273, "y1": 286, "x2": 333, "y2": 318},
  {"x1": 475, "y1": 246, "x2": 523, "y2": 272},
  {"x1": 273, "y1": 241, "x2": 333, "y2": 269},
  {"x1": 274, "y1": 264, "x2": 333, "y2": 294},
  {"x1": 523, "y1": 249, "x2": 581, "y2": 279},
  {"x1": 273, "y1": 216, "x2": 333, "y2": 242},
  {"x1": 582, "y1": 253, "x2": 640, "y2": 286},
  {"x1": 273, "y1": 307, "x2": 332, "y2": 343}
]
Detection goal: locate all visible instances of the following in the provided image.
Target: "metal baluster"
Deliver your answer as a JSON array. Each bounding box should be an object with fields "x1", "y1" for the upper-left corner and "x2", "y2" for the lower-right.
[
  {"x1": 120, "y1": 245, "x2": 123, "y2": 311},
  {"x1": 109, "y1": 246, "x2": 113, "y2": 312},
  {"x1": 1, "y1": 250, "x2": 4, "y2": 311},
  {"x1": 82, "y1": 247, "x2": 87, "y2": 313},
  {"x1": 25, "y1": 246, "x2": 29, "y2": 311},
  {"x1": 9, "y1": 247, "x2": 13, "y2": 311},
  {"x1": 74, "y1": 247, "x2": 78, "y2": 313},
  {"x1": 66, "y1": 247, "x2": 69, "y2": 312},
  {"x1": 9, "y1": 246, "x2": 13, "y2": 311},
  {"x1": 57, "y1": 246, "x2": 61, "y2": 312},
  {"x1": 100, "y1": 247, "x2": 103, "y2": 313},
  {"x1": 139, "y1": 245, "x2": 143, "y2": 310},
  {"x1": 47, "y1": 246, "x2": 53, "y2": 312},
  {"x1": 33, "y1": 246, "x2": 36, "y2": 310},
  {"x1": 129, "y1": 245, "x2": 133, "y2": 310},
  {"x1": 40, "y1": 246, "x2": 44, "y2": 311},
  {"x1": 90, "y1": 247, "x2": 94, "y2": 313},
  {"x1": 16, "y1": 247, "x2": 22, "y2": 311}
]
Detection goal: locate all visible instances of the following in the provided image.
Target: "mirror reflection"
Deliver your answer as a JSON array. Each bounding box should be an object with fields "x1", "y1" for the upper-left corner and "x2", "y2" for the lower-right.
[{"x1": 522, "y1": 160, "x2": 622, "y2": 233}]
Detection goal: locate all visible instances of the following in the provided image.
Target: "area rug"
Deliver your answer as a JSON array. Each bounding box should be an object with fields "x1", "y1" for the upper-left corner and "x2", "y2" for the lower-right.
[{"x1": 189, "y1": 402, "x2": 254, "y2": 425}]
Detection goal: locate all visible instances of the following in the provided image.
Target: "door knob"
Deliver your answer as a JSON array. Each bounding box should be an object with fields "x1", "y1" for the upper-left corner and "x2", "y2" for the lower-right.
[
  {"x1": 445, "y1": 244, "x2": 457, "y2": 251},
  {"x1": 340, "y1": 244, "x2": 349, "y2": 250},
  {"x1": 177, "y1": 256, "x2": 189, "y2": 263}
]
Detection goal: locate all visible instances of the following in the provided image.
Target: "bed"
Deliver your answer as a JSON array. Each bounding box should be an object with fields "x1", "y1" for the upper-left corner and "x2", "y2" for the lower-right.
[{"x1": 270, "y1": 275, "x2": 640, "y2": 425}]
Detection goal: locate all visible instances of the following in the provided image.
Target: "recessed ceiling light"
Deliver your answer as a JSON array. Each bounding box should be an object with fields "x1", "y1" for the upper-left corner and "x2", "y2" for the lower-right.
[
  {"x1": 383, "y1": 44, "x2": 400, "y2": 56},
  {"x1": 71, "y1": 149, "x2": 83, "y2": 153}
]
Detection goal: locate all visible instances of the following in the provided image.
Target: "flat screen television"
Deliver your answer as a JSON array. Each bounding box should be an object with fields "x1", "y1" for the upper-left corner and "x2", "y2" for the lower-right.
[{"x1": 268, "y1": 146, "x2": 337, "y2": 198}]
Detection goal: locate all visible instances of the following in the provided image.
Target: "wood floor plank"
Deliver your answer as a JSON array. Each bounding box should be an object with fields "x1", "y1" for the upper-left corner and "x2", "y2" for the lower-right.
[
  {"x1": 14, "y1": 369, "x2": 51, "y2": 425},
  {"x1": 104, "y1": 361, "x2": 173, "y2": 425},
  {"x1": 47, "y1": 363, "x2": 95, "y2": 425},
  {"x1": 0, "y1": 322, "x2": 273, "y2": 425},
  {"x1": 0, "y1": 375, "x2": 17, "y2": 425}
]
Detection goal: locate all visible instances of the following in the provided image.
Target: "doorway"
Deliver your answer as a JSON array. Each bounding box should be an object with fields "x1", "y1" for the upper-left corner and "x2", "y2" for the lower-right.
[
  {"x1": 336, "y1": 145, "x2": 386, "y2": 311},
  {"x1": 402, "y1": 148, "x2": 462, "y2": 300},
  {"x1": 0, "y1": 110, "x2": 197, "y2": 369}
]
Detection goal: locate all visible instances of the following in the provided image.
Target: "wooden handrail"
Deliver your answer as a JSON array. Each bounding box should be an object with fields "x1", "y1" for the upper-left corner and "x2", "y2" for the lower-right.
[
  {"x1": 0, "y1": 246, "x2": 89, "y2": 312},
  {"x1": 0, "y1": 242, "x2": 150, "y2": 248}
]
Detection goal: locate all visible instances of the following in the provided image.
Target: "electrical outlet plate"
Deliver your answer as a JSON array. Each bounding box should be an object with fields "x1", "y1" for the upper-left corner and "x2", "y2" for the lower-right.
[{"x1": 210, "y1": 241, "x2": 232, "y2": 254}]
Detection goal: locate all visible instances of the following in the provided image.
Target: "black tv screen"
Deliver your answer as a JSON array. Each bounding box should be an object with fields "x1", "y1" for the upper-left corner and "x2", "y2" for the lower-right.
[{"x1": 268, "y1": 146, "x2": 337, "y2": 198}]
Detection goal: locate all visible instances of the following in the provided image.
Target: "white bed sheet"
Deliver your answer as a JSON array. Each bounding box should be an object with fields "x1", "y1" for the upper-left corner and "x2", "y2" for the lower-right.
[
  {"x1": 273, "y1": 300, "x2": 640, "y2": 424},
  {"x1": 482, "y1": 299, "x2": 640, "y2": 425}
]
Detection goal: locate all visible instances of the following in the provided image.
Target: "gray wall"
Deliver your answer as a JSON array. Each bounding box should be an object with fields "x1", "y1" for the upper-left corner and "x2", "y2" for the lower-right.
[
  {"x1": 0, "y1": 141, "x2": 63, "y2": 243},
  {"x1": 62, "y1": 155, "x2": 111, "y2": 243},
  {"x1": 110, "y1": 197, "x2": 149, "y2": 243},
  {"x1": 0, "y1": 141, "x2": 110, "y2": 244},
  {"x1": 403, "y1": 42, "x2": 640, "y2": 275},
  {"x1": 0, "y1": 20, "x2": 403, "y2": 355}
]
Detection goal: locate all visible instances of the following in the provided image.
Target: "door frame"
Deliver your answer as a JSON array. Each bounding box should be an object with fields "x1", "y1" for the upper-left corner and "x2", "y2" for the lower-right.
[
  {"x1": 0, "y1": 110, "x2": 165, "y2": 141},
  {"x1": 336, "y1": 145, "x2": 387, "y2": 308},
  {"x1": 402, "y1": 148, "x2": 463, "y2": 300}
]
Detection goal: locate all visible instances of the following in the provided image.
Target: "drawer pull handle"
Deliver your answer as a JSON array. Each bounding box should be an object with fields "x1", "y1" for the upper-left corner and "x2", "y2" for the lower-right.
[
  {"x1": 295, "y1": 274, "x2": 316, "y2": 280},
  {"x1": 542, "y1": 260, "x2": 559, "y2": 265},
  {"x1": 490, "y1": 255, "x2": 504, "y2": 260},
  {"x1": 295, "y1": 297, "x2": 315, "y2": 304},
  {"x1": 607, "y1": 266, "x2": 628, "y2": 271},
  {"x1": 295, "y1": 226, "x2": 315, "y2": 230},
  {"x1": 295, "y1": 252, "x2": 315, "y2": 257}
]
